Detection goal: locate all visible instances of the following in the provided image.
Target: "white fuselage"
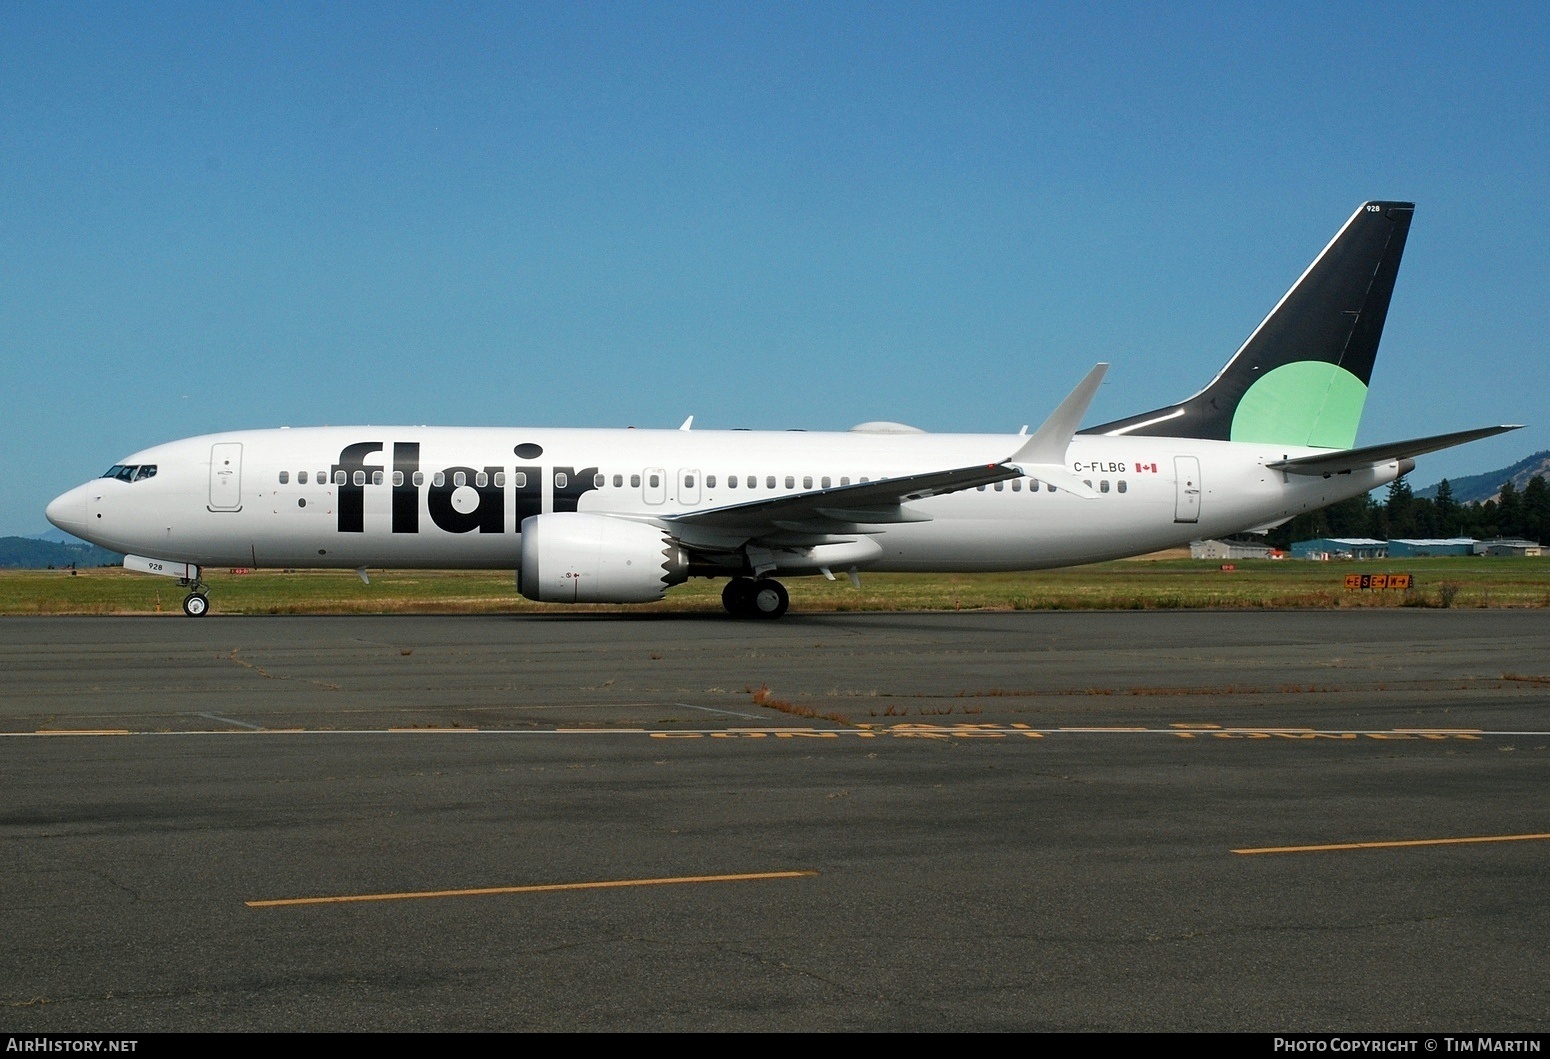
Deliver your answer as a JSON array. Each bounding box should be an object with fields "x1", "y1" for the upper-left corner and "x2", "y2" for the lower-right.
[{"x1": 46, "y1": 425, "x2": 1400, "y2": 574}]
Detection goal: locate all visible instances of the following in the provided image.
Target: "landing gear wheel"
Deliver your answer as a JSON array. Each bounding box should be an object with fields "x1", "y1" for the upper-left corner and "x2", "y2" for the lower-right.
[
  {"x1": 749, "y1": 579, "x2": 789, "y2": 620},
  {"x1": 182, "y1": 593, "x2": 210, "y2": 617},
  {"x1": 722, "y1": 577, "x2": 757, "y2": 616}
]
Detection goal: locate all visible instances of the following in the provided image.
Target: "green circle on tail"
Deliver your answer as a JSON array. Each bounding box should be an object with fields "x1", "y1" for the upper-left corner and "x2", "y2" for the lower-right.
[{"x1": 1230, "y1": 361, "x2": 1368, "y2": 449}]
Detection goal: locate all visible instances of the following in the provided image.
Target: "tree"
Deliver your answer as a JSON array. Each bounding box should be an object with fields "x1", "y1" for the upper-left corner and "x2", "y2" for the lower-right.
[
  {"x1": 1434, "y1": 479, "x2": 1458, "y2": 534},
  {"x1": 1497, "y1": 481, "x2": 1523, "y2": 538},
  {"x1": 1521, "y1": 475, "x2": 1548, "y2": 543},
  {"x1": 1385, "y1": 476, "x2": 1415, "y2": 537}
]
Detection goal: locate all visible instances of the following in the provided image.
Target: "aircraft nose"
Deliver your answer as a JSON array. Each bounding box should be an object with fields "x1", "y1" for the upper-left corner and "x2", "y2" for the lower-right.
[{"x1": 45, "y1": 485, "x2": 90, "y2": 535}]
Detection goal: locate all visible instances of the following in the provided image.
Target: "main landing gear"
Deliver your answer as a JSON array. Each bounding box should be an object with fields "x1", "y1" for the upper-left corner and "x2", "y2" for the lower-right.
[
  {"x1": 721, "y1": 577, "x2": 789, "y2": 619},
  {"x1": 179, "y1": 577, "x2": 210, "y2": 617}
]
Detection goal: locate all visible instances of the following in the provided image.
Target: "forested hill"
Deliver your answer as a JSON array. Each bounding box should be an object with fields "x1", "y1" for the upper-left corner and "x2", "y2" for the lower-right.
[
  {"x1": 1417, "y1": 451, "x2": 1550, "y2": 504},
  {"x1": 0, "y1": 537, "x2": 124, "y2": 569}
]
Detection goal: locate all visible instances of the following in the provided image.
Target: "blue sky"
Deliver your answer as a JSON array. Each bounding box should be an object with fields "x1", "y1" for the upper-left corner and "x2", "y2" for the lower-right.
[{"x1": 3, "y1": 1, "x2": 1546, "y2": 536}]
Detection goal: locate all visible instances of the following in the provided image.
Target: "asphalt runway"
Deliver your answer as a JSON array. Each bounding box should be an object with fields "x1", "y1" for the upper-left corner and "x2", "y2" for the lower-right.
[{"x1": 2, "y1": 610, "x2": 1548, "y2": 1031}]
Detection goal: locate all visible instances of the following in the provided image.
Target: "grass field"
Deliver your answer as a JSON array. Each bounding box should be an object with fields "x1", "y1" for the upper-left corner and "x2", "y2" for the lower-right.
[{"x1": 5, "y1": 556, "x2": 1548, "y2": 615}]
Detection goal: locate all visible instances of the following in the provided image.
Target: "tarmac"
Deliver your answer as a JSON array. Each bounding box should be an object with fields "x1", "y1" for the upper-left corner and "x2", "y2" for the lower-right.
[{"x1": 3, "y1": 610, "x2": 1548, "y2": 1031}]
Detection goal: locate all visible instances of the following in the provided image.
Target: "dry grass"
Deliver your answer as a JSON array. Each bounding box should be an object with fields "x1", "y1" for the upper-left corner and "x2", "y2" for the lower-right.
[{"x1": 750, "y1": 684, "x2": 851, "y2": 726}]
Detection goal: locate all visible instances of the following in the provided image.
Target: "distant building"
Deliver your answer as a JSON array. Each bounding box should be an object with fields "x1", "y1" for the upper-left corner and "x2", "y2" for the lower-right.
[
  {"x1": 1474, "y1": 538, "x2": 1543, "y2": 557},
  {"x1": 1388, "y1": 538, "x2": 1477, "y2": 558},
  {"x1": 1290, "y1": 538, "x2": 1388, "y2": 560},
  {"x1": 1291, "y1": 536, "x2": 1544, "y2": 559},
  {"x1": 1191, "y1": 538, "x2": 1278, "y2": 560}
]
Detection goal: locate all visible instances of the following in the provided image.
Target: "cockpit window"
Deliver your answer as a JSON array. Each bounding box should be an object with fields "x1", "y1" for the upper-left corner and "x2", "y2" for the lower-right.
[{"x1": 102, "y1": 464, "x2": 157, "y2": 482}]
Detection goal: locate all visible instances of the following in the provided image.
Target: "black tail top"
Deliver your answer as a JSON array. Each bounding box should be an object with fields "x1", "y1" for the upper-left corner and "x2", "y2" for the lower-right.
[{"x1": 1084, "y1": 201, "x2": 1415, "y2": 448}]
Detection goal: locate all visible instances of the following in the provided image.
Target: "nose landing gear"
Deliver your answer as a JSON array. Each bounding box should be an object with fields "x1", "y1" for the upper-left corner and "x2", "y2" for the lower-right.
[
  {"x1": 179, "y1": 576, "x2": 210, "y2": 617},
  {"x1": 721, "y1": 576, "x2": 789, "y2": 619}
]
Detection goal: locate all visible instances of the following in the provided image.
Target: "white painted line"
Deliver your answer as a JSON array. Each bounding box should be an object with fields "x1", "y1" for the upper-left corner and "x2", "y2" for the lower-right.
[
  {"x1": 196, "y1": 712, "x2": 265, "y2": 730},
  {"x1": 673, "y1": 702, "x2": 764, "y2": 719}
]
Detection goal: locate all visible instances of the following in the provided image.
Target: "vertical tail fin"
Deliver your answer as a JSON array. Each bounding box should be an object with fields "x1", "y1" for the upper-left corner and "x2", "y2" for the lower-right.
[{"x1": 1084, "y1": 201, "x2": 1415, "y2": 448}]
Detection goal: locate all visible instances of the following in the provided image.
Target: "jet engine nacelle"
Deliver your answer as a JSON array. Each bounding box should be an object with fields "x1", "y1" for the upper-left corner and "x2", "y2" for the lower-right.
[{"x1": 518, "y1": 513, "x2": 689, "y2": 603}]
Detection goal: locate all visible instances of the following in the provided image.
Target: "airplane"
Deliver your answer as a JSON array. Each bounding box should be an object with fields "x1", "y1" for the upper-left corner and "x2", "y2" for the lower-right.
[{"x1": 46, "y1": 201, "x2": 1518, "y2": 619}]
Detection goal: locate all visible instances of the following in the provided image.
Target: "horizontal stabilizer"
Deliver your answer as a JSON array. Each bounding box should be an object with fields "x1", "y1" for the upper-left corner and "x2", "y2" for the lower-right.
[{"x1": 1265, "y1": 425, "x2": 1522, "y2": 477}]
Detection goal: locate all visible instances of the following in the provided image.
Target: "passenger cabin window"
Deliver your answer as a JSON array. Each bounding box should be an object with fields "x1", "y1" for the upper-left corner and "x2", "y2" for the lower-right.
[
  {"x1": 648, "y1": 473, "x2": 660, "y2": 488},
  {"x1": 495, "y1": 472, "x2": 506, "y2": 488},
  {"x1": 372, "y1": 471, "x2": 384, "y2": 486},
  {"x1": 784, "y1": 476, "x2": 794, "y2": 489},
  {"x1": 684, "y1": 475, "x2": 695, "y2": 489},
  {"x1": 298, "y1": 471, "x2": 308, "y2": 485},
  {"x1": 766, "y1": 475, "x2": 776, "y2": 489},
  {"x1": 454, "y1": 471, "x2": 467, "y2": 487},
  {"x1": 1030, "y1": 481, "x2": 1040, "y2": 492},
  {"x1": 727, "y1": 476, "x2": 738, "y2": 489},
  {"x1": 475, "y1": 471, "x2": 488, "y2": 488},
  {"x1": 514, "y1": 472, "x2": 527, "y2": 488},
  {"x1": 994, "y1": 482, "x2": 1004, "y2": 491},
  {"x1": 613, "y1": 474, "x2": 624, "y2": 487},
  {"x1": 335, "y1": 471, "x2": 347, "y2": 485},
  {"x1": 1117, "y1": 480, "x2": 1127, "y2": 493},
  {"x1": 630, "y1": 474, "x2": 641, "y2": 488},
  {"x1": 841, "y1": 477, "x2": 850, "y2": 486},
  {"x1": 594, "y1": 474, "x2": 605, "y2": 488},
  {"x1": 706, "y1": 475, "x2": 717, "y2": 488},
  {"x1": 1100, "y1": 480, "x2": 1110, "y2": 493},
  {"x1": 553, "y1": 472, "x2": 566, "y2": 488},
  {"x1": 821, "y1": 477, "x2": 831, "y2": 488},
  {"x1": 412, "y1": 471, "x2": 424, "y2": 487},
  {"x1": 279, "y1": 471, "x2": 290, "y2": 484},
  {"x1": 746, "y1": 475, "x2": 756, "y2": 489},
  {"x1": 433, "y1": 472, "x2": 445, "y2": 487},
  {"x1": 803, "y1": 476, "x2": 812, "y2": 489},
  {"x1": 1011, "y1": 480, "x2": 1021, "y2": 491},
  {"x1": 353, "y1": 471, "x2": 367, "y2": 486}
]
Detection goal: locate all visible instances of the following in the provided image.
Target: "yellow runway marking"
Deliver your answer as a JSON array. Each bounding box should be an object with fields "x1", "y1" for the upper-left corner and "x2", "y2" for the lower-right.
[
  {"x1": 248, "y1": 869, "x2": 817, "y2": 908},
  {"x1": 34, "y1": 729, "x2": 131, "y2": 736},
  {"x1": 1234, "y1": 832, "x2": 1550, "y2": 855}
]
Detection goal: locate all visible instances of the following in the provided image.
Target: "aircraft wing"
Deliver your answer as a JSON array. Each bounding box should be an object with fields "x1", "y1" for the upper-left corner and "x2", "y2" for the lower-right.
[
  {"x1": 662, "y1": 462, "x2": 1023, "y2": 539},
  {"x1": 659, "y1": 363, "x2": 1110, "y2": 544},
  {"x1": 1265, "y1": 425, "x2": 1522, "y2": 477}
]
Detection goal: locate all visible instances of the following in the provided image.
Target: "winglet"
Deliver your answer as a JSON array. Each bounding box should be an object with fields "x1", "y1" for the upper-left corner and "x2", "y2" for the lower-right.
[
  {"x1": 1008, "y1": 364, "x2": 1108, "y2": 466},
  {"x1": 1005, "y1": 364, "x2": 1108, "y2": 498},
  {"x1": 679, "y1": 416, "x2": 694, "y2": 431}
]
